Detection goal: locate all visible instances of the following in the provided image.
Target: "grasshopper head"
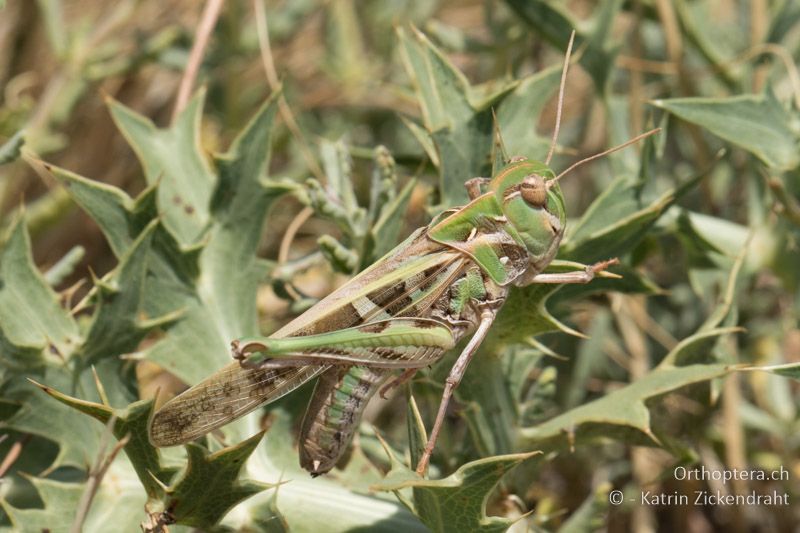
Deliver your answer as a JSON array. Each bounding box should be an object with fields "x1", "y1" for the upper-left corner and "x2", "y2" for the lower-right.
[{"x1": 490, "y1": 158, "x2": 566, "y2": 273}]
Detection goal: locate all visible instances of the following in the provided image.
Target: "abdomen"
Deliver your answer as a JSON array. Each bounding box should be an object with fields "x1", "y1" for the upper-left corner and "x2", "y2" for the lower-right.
[{"x1": 299, "y1": 366, "x2": 391, "y2": 476}]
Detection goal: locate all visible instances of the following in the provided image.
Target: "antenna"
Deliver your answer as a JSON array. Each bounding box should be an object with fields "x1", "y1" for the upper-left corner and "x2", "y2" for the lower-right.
[
  {"x1": 545, "y1": 30, "x2": 576, "y2": 166},
  {"x1": 551, "y1": 128, "x2": 662, "y2": 184}
]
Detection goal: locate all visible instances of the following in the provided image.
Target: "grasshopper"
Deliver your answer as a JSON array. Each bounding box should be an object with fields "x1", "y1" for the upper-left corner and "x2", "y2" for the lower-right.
[{"x1": 149, "y1": 33, "x2": 658, "y2": 476}]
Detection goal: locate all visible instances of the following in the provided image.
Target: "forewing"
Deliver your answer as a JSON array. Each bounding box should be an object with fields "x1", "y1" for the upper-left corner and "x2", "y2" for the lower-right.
[
  {"x1": 149, "y1": 363, "x2": 325, "y2": 446},
  {"x1": 274, "y1": 229, "x2": 464, "y2": 335}
]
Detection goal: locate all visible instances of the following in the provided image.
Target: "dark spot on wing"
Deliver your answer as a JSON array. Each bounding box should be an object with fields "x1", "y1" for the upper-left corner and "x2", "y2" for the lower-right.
[{"x1": 359, "y1": 321, "x2": 389, "y2": 334}]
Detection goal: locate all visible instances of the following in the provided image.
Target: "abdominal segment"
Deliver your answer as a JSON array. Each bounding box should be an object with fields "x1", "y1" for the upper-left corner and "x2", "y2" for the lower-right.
[{"x1": 299, "y1": 366, "x2": 390, "y2": 476}]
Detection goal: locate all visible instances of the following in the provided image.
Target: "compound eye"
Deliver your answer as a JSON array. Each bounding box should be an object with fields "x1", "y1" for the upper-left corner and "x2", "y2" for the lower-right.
[{"x1": 520, "y1": 175, "x2": 547, "y2": 207}]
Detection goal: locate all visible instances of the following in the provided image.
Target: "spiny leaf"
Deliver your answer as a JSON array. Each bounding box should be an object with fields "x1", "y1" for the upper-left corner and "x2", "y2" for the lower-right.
[
  {"x1": 373, "y1": 450, "x2": 538, "y2": 533},
  {"x1": 519, "y1": 249, "x2": 748, "y2": 452},
  {"x1": 229, "y1": 408, "x2": 427, "y2": 532},
  {"x1": 370, "y1": 395, "x2": 532, "y2": 532},
  {"x1": 2, "y1": 366, "x2": 103, "y2": 471},
  {"x1": 561, "y1": 177, "x2": 681, "y2": 263},
  {"x1": 28, "y1": 380, "x2": 176, "y2": 499},
  {"x1": 109, "y1": 91, "x2": 216, "y2": 245},
  {"x1": 200, "y1": 89, "x2": 284, "y2": 341},
  {"x1": 662, "y1": 235, "x2": 747, "y2": 367},
  {"x1": 484, "y1": 260, "x2": 620, "y2": 353},
  {"x1": 1, "y1": 462, "x2": 148, "y2": 533},
  {"x1": 397, "y1": 25, "x2": 474, "y2": 132},
  {"x1": 142, "y1": 91, "x2": 283, "y2": 385},
  {"x1": 0, "y1": 216, "x2": 80, "y2": 363},
  {"x1": 48, "y1": 164, "x2": 158, "y2": 258},
  {"x1": 504, "y1": 0, "x2": 622, "y2": 91},
  {"x1": 78, "y1": 221, "x2": 174, "y2": 366},
  {"x1": 1, "y1": 475, "x2": 83, "y2": 533},
  {"x1": 495, "y1": 64, "x2": 562, "y2": 160},
  {"x1": 163, "y1": 431, "x2": 272, "y2": 528},
  {"x1": 652, "y1": 93, "x2": 800, "y2": 170},
  {"x1": 516, "y1": 363, "x2": 732, "y2": 452},
  {"x1": 398, "y1": 25, "x2": 517, "y2": 206}
]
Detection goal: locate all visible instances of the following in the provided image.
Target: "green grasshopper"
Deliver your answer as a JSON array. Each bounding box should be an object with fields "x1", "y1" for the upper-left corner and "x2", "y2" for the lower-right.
[{"x1": 149, "y1": 33, "x2": 658, "y2": 476}]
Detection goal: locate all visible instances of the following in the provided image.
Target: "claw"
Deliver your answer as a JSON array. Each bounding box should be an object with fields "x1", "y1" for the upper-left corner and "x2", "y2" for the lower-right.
[
  {"x1": 231, "y1": 340, "x2": 246, "y2": 363},
  {"x1": 590, "y1": 257, "x2": 620, "y2": 273}
]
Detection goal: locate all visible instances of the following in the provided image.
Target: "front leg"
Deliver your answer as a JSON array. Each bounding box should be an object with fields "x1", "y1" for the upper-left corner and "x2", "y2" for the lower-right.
[
  {"x1": 415, "y1": 308, "x2": 497, "y2": 475},
  {"x1": 527, "y1": 258, "x2": 620, "y2": 284}
]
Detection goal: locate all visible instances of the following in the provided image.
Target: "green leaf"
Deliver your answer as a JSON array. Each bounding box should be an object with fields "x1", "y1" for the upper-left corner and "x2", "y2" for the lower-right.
[
  {"x1": 557, "y1": 482, "x2": 611, "y2": 533},
  {"x1": 749, "y1": 363, "x2": 800, "y2": 382},
  {"x1": 519, "y1": 250, "x2": 747, "y2": 452},
  {"x1": 504, "y1": 0, "x2": 622, "y2": 91},
  {"x1": 652, "y1": 93, "x2": 800, "y2": 170},
  {"x1": 662, "y1": 239, "x2": 746, "y2": 366},
  {"x1": 29, "y1": 381, "x2": 271, "y2": 528},
  {"x1": 1, "y1": 461, "x2": 148, "y2": 533},
  {"x1": 0, "y1": 130, "x2": 24, "y2": 165},
  {"x1": 29, "y1": 380, "x2": 175, "y2": 499},
  {"x1": 143, "y1": 91, "x2": 283, "y2": 385},
  {"x1": 1, "y1": 476, "x2": 83, "y2": 533},
  {"x1": 201, "y1": 90, "x2": 284, "y2": 340},
  {"x1": 0, "y1": 217, "x2": 79, "y2": 365},
  {"x1": 562, "y1": 176, "x2": 680, "y2": 263},
  {"x1": 2, "y1": 366, "x2": 103, "y2": 471},
  {"x1": 398, "y1": 26, "x2": 474, "y2": 132},
  {"x1": 484, "y1": 260, "x2": 619, "y2": 353},
  {"x1": 495, "y1": 65, "x2": 562, "y2": 159},
  {"x1": 226, "y1": 409, "x2": 427, "y2": 532},
  {"x1": 163, "y1": 432, "x2": 272, "y2": 528},
  {"x1": 109, "y1": 91, "x2": 216, "y2": 245},
  {"x1": 78, "y1": 221, "x2": 173, "y2": 366},
  {"x1": 369, "y1": 392, "x2": 526, "y2": 532},
  {"x1": 398, "y1": 26, "x2": 516, "y2": 206},
  {"x1": 320, "y1": 139, "x2": 360, "y2": 217},
  {"x1": 516, "y1": 363, "x2": 731, "y2": 452},
  {"x1": 48, "y1": 165, "x2": 158, "y2": 258},
  {"x1": 369, "y1": 178, "x2": 416, "y2": 261},
  {"x1": 373, "y1": 451, "x2": 538, "y2": 533},
  {"x1": 455, "y1": 350, "x2": 518, "y2": 457}
]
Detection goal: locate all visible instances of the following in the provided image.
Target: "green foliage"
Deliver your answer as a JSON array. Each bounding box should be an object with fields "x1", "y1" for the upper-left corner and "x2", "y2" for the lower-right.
[
  {"x1": 1, "y1": 1, "x2": 799, "y2": 532},
  {"x1": 374, "y1": 396, "x2": 537, "y2": 533},
  {"x1": 0, "y1": 131, "x2": 24, "y2": 165},
  {"x1": 653, "y1": 93, "x2": 800, "y2": 170},
  {"x1": 161, "y1": 432, "x2": 271, "y2": 528}
]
